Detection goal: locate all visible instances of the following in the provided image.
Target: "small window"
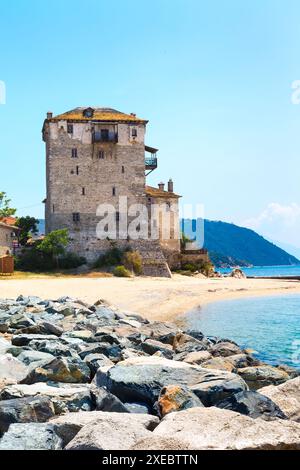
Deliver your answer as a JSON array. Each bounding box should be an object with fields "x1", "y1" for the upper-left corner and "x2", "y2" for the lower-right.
[
  {"x1": 101, "y1": 129, "x2": 109, "y2": 141},
  {"x1": 72, "y1": 212, "x2": 80, "y2": 222},
  {"x1": 83, "y1": 108, "x2": 94, "y2": 118},
  {"x1": 76, "y1": 165, "x2": 79, "y2": 175},
  {"x1": 116, "y1": 211, "x2": 120, "y2": 222},
  {"x1": 121, "y1": 165, "x2": 125, "y2": 174},
  {"x1": 52, "y1": 204, "x2": 55, "y2": 212},
  {"x1": 112, "y1": 187, "x2": 116, "y2": 196},
  {"x1": 82, "y1": 187, "x2": 85, "y2": 196},
  {"x1": 98, "y1": 150, "x2": 105, "y2": 159},
  {"x1": 67, "y1": 124, "x2": 73, "y2": 134},
  {"x1": 132, "y1": 128, "x2": 137, "y2": 137},
  {"x1": 71, "y1": 148, "x2": 78, "y2": 158}
]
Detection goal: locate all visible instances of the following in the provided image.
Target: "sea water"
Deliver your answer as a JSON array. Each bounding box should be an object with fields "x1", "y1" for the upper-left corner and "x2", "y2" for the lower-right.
[
  {"x1": 219, "y1": 265, "x2": 300, "y2": 277},
  {"x1": 185, "y1": 294, "x2": 300, "y2": 368}
]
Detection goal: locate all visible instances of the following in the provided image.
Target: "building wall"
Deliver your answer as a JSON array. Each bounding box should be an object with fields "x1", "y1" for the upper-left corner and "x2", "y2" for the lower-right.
[
  {"x1": 146, "y1": 195, "x2": 181, "y2": 255},
  {"x1": 44, "y1": 120, "x2": 148, "y2": 260},
  {"x1": 0, "y1": 227, "x2": 14, "y2": 256}
]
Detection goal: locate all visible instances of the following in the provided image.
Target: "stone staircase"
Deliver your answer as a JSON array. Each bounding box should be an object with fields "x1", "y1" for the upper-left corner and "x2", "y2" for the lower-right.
[{"x1": 132, "y1": 240, "x2": 172, "y2": 278}]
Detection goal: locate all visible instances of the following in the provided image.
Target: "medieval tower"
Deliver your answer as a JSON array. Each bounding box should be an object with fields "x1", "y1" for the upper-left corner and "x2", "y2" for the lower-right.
[{"x1": 43, "y1": 107, "x2": 181, "y2": 276}]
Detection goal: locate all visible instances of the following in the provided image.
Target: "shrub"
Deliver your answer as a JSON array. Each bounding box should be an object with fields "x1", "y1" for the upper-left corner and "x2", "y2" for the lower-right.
[
  {"x1": 58, "y1": 252, "x2": 86, "y2": 269},
  {"x1": 94, "y1": 247, "x2": 123, "y2": 268},
  {"x1": 182, "y1": 263, "x2": 198, "y2": 272},
  {"x1": 113, "y1": 265, "x2": 132, "y2": 277},
  {"x1": 15, "y1": 248, "x2": 55, "y2": 272},
  {"x1": 122, "y1": 250, "x2": 142, "y2": 275}
]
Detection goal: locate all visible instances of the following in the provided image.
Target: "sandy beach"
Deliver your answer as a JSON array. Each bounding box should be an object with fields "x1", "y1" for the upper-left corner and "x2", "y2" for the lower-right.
[{"x1": 0, "y1": 274, "x2": 300, "y2": 322}]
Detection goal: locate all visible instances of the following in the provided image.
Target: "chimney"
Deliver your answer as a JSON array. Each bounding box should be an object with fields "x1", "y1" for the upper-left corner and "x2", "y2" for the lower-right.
[
  {"x1": 47, "y1": 112, "x2": 53, "y2": 119},
  {"x1": 158, "y1": 182, "x2": 165, "y2": 191},
  {"x1": 130, "y1": 113, "x2": 136, "y2": 117},
  {"x1": 168, "y1": 178, "x2": 174, "y2": 193}
]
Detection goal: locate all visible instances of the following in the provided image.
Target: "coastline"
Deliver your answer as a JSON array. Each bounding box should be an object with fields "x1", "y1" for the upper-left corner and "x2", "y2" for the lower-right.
[{"x1": 1, "y1": 273, "x2": 300, "y2": 322}]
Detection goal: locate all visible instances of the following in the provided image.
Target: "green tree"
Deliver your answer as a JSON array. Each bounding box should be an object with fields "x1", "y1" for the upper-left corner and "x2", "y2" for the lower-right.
[
  {"x1": 0, "y1": 191, "x2": 16, "y2": 218},
  {"x1": 37, "y1": 229, "x2": 69, "y2": 268},
  {"x1": 16, "y1": 216, "x2": 39, "y2": 246}
]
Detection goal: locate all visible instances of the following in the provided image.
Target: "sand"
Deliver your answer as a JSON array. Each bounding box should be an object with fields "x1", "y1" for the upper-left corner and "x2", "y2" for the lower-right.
[{"x1": 0, "y1": 274, "x2": 300, "y2": 322}]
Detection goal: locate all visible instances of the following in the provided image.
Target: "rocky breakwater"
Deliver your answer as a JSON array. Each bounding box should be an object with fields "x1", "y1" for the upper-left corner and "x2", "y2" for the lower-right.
[{"x1": 0, "y1": 294, "x2": 299, "y2": 450}]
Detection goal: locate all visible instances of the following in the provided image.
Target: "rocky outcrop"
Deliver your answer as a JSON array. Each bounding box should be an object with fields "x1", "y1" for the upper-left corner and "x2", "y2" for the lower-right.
[
  {"x1": 260, "y1": 377, "x2": 300, "y2": 422},
  {"x1": 0, "y1": 423, "x2": 63, "y2": 450},
  {"x1": 0, "y1": 294, "x2": 298, "y2": 451},
  {"x1": 238, "y1": 365, "x2": 290, "y2": 390},
  {"x1": 216, "y1": 390, "x2": 287, "y2": 420},
  {"x1": 96, "y1": 356, "x2": 248, "y2": 408},
  {"x1": 137, "y1": 407, "x2": 300, "y2": 450}
]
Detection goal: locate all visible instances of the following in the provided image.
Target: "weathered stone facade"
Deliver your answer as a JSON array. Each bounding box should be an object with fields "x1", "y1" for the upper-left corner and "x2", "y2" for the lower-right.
[
  {"x1": 0, "y1": 222, "x2": 16, "y2": 256},
  {"x1": 43, "y1": 108, "x2": 181, "y2": 276}
]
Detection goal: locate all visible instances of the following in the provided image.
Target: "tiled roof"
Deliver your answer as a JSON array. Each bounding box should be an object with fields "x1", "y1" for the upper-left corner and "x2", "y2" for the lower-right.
[
  {"x1": 145, "y1": 185, "x2": 180, "y2": 199},
  {"x1": 49, "y1": 108, "x2": 147, "y2": 123},
  {"x1": 0, "y1": 216, "x2": 17, "y2": 226}
]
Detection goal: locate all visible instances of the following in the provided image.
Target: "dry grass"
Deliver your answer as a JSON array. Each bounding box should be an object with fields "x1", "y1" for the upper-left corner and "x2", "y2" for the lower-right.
[{"x1": 0, "y1": 270, "x2": 113, "y2": 280}]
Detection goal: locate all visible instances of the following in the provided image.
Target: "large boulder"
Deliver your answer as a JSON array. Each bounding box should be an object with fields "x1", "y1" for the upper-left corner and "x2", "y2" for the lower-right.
[
  {"x1": 21, "y1": 357, "x2": 91, "y2": 384},
  {"x1": 0, "y1": 423, "x2": 63, "y2": 450},
  {"x1": 65, "y1": 412, "x2": 159, "y2": 450},
  {"x1": 95, "y1": 357, "x2": 248, "y2": 408},
  {"x1": 141, "y1": 339, "x2": 174, "y2": 359},
  {"x1": 0, "y1": 382, "x2": 92, "y2": 414},
  {"x1": 216, "y1": 390, "x2": 287, "y2": 420},
  {"x1": 201, "y1": 357, "x2": 235, "y2": 372},
  {"x1": 238, "y1": 365, "x2": 290, "y2": 390},
  {"x1": 91, "y1": 387, "x2": 129, "y2": 413},
  {"x1": 0, "y1": 395, "x2": 55, "y2": 434},
  {"x1": 0, "y1": 354, "x2": 29, "y2": 383},
  {"x1": 135, "y1": 407, "x2": 300, "y2": 450},
  {"x1": 51, "y1": 411, "x2": 159, "y2": 448},
  {"x1": 210, "y1": 342, "x2": 243, "y2": 358},
  {"x1": 260, "y1": 377, "x2": 300, "y2": 422},
  {"x1": 173, "y1": 333, "x2": 209, "y2": 354},
  {"x1": 138, "y1": 322, "x2": 179, "y2": 345},
  {"x1": 157, "y1": 385, "x2": 203, "y2": 417},
  {"x1": 176, "y1": 350, "x2": 212, "y2": 365}
]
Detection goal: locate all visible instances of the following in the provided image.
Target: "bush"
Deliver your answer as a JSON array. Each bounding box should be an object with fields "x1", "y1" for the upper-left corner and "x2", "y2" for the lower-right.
[
  {"x1": 122, "y1": 250, "x2": 142, "y2": 275},
  {"x1": 113, "y1": 265, "x2": 132, "y2": 277},
  {"x1": 15, "y1": 248, "x2": 55, "y2": 272},
  {"x1": 58, "y1": 252, "x2": 86, "y2": 269},
  {"x1": 182, "y1": 263, "x2": 198, "y2": 272},
  {"x1": 94, "y1": 247, "x2": 123, "y2": 268}
]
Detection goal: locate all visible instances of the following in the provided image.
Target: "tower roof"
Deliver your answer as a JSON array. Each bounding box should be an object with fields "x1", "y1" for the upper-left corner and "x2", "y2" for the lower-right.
[{"x1": 47, "y1": 107, "x2": 148, "y2": 123}]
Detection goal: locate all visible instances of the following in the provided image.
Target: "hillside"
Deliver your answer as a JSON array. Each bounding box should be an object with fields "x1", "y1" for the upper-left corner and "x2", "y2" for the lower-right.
[{"x1": 181, "y1": 219, "x2": 300, "y2": 268}]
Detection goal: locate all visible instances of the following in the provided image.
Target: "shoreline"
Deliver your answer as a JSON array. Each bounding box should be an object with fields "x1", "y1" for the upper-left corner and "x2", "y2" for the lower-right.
[{"x1": 1, "y1": 274, "x2": 300, "y2": 322}]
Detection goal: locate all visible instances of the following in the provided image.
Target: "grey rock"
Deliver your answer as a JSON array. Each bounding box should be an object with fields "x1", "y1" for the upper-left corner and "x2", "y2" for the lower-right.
[
  {"x1": 84, "y1": 353, "x2": 114, "y2": 376},
  {"x1": 0, "y1": 382, "x2": 92, "y2": 414},
  {"x1": 238, "y1": 366, "x2": 290, "y2": 390},
  {"x1": 0, "y1": 423, "x2": 63, "y2": 450},
  {"x1": 0, "y1": 395, "x2": 55, "y2": 434},
  {"x1": 21, "y1": 356, "x2": 91, "y2": 384},
  {"x1": 91, "y1": 387, "x2": 129, "y2": 413},
  {"x1": 0, "y1": 354, "x2": 29, "y2": 383},
  {"x1": 96, "y1": 357, "x2": 248, "y2": 408},
  {"x1": 211, "y1": 342, "x2": 243, "y2": 358},
  {"x1": 29, "y1": 339, "x2": 79, "y2": 358},
  {"x1": 173, "y1": 333, "x2": 209, "y2": 354},
  {"x1": 216, "y1": 390, "x2": 287, "y2": 420},
  {"x1": 124, "y1": 402, "x2": 150, "y2": 414},
  {"x1": 141, "y1": 339, "x2": 174, "y2": 359},
  {"x1": 64, "y1": 412, "x2": 159, "y2": 450},
  {"x1": 38, "y1": 321, "x2": 64, "y2": 337},
  {"x1": 12, "y1": 334, "x2": 58, "y2": 347},
  {"x1": 18, "y1": 350, "x2": 55, "y2": 366}
]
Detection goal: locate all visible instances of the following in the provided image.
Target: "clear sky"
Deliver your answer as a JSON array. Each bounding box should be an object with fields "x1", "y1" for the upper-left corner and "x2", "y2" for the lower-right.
[{"x1": 0, "y1": 0, "x2": 300, "y2": 248}]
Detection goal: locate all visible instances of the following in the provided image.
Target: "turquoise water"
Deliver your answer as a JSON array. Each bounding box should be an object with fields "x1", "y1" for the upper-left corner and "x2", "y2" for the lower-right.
[
  {"x1": 185, "y1": 294, "x2": 300, "y2": 368},
  {"x1": 219, "y1": 265, "x2": 300, "y2": 277}
]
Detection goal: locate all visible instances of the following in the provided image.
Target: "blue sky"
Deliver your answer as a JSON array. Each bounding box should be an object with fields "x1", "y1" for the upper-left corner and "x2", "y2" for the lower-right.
[{"x1": 1, "y1": 0, "x2": 300, "y2": 248}]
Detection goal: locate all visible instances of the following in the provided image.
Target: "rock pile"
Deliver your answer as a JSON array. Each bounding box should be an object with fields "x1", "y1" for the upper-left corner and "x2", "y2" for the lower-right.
[{"x1": 0, "y1": 294, "x2": 299, "y2": 450}]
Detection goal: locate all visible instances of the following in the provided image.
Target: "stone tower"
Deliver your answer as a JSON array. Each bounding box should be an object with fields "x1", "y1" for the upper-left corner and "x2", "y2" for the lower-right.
[{"x1": 43, "y1": 107, "x2": 180, "y2": 276}]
